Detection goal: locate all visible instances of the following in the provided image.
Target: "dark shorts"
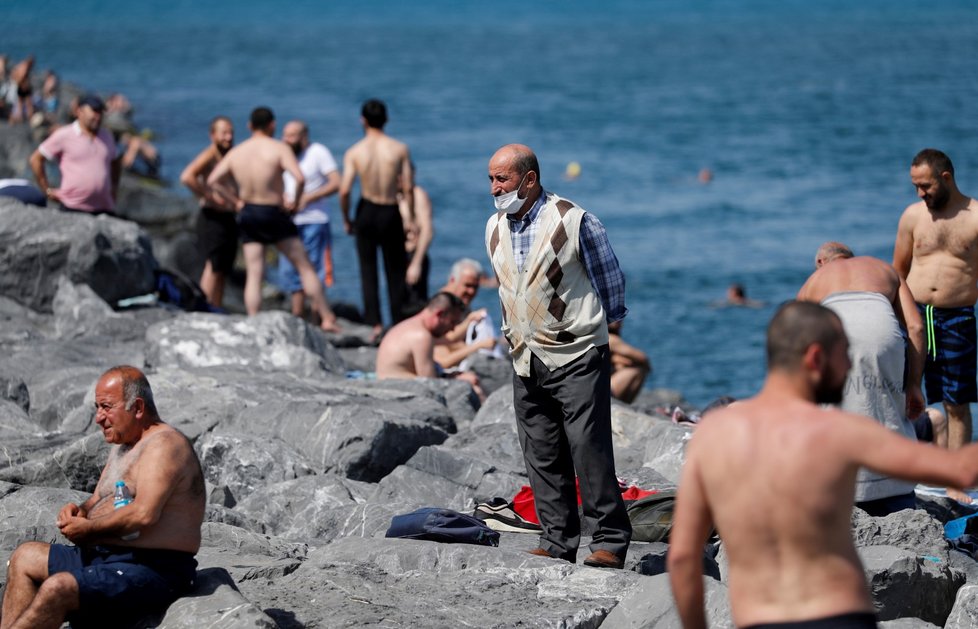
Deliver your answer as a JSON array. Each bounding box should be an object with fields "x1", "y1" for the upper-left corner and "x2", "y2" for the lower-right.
[
  {"x1": 196, "y1": 205, "x2": 239, "y2": 273},
  {"x1": 743, "y1": 612, "x2": 878, "y2": 629},
  {"x1": 855, "y1": 491, "x2": 916, "y2": 517},
  {"x1": 238, "y1": 203, "x2": 298, "y2": 244},
  {"x1": 48, "y1": 543, "x2": 197, "y2": 626},
  {"x1": 918, "y1": 304, "x2": 978, "y2": 405},
  {"x1": 913, "y1": 412, "x2": 934, "y2": 442}
]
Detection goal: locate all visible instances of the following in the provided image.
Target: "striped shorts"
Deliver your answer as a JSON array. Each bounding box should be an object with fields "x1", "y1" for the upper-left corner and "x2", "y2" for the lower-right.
[{"x1": 918, "y1": 304, "x2": 978, "y2": 405}]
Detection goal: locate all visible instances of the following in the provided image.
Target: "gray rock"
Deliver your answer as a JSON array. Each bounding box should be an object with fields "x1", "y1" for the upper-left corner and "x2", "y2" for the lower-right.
[
  {"x1": 195, "y1": 432, "x2": 316, "y2": 508},
  {"x1": 601, "y1": 574, "x2": 733, "y2": 629},
  {"x1": 0, "y1": 198, "x2": 156, "y2": 312},
  {"x1": 145, "y1": 311, "x2": 345, "y2": 377},
  {"x1": 236, "y1": 536, "x2": 644, "y2": 629},
  {"x1": 945, "y1": 583, "x2": 978, "y2": 629},
  {"x1": 217, "y1": 386, "x2": 455, "y2": 482},
  {"x1": 234, "y1": 474, "x2": 376, "y2": 540},
  {"x1": 860, "y1": 544, "x2": 963, "y2": 625},
  {"x1": 0, "y1": 368, "x2": 30, "y2": 413},
  {"x1": 465, "y1": 352, "x2": 514, "y2": 395},
  {"x1": 879, "y1": 620, "x2": 939, "y2": 629},
  {"x1": 152, "y1": 567, "x2": 278, "y2": 629},
  {"x1": 0, "y1": 483, "x2": 89, "y2": 553},
  {"x1": 336, "y1": 345, "x2": 377, "y2": 373},
  {"x1": 0, "y1": 432, "x2": 108, "y2": 491},
  {"x1": 641, "y1": 419, "x2": 695, "y2": 483},
  {"x1": 20, "y1": 365, "x2": 101, "y2": 432},
  {"x1": 0, "y1": 399, "x2": 36, "y2": 439},
  {"x1": 196, "y1": 522, "x2": 308, "y2": 582},
  {"x1": 852, "y1": 507, "x2": 949, "y2": 558},
  {"x1": 51, "y1": 276, "x2": 156, "y2": 341}
]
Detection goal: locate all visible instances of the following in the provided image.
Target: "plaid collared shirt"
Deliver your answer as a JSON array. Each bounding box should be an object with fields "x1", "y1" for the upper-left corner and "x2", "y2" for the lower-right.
[{"x1": 507, "y1": 190, "x2": 627, "y2": 322}]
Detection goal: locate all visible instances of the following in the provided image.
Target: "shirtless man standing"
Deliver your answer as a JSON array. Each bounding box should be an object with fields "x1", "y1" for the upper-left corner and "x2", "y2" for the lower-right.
[
  {"x1": 798, "y1": 242, "x2": 926, "y2": 515},
  {"x1": 894, "y1": 148, "x2": 978, "y2": 452},
  {"x1": 340, "y1": 99, "x2": 414, "y2": 340},
  {"x1": 207, "y1": 107, "x2": 338, "y2": 330},
  {"x1": 180, "y1": 115, "x2": 237, "y2": 308},
  {"x1": 2, "y1": 366, "x2": 206, "y2": 629},
  {"x1": 668, "y1": 301, "x2": 978, "y2": 629}
]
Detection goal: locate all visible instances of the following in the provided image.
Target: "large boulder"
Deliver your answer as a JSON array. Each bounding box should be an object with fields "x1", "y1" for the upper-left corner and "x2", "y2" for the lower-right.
[
  {"x1": 0, "y1": 198, "x2": 156, "y2": 312},
  {"x1": 235, "y1": 536, "x2": 644, "y2": 628},
  {"x1": 195, "y1": 432, "x2": 316, "y2": 508},
  {"x1": 861, "y1": 544, "x2": 964, "y2": 625},
  {"x1": 145, "y1": 311, "x2": 345, "y2": 378},
  {"x1": 601, "y1": 574, "x2": 733, "y2": 628},
  {"x1": 152, "y1": 568, "x2": 278, "y2": 629}
]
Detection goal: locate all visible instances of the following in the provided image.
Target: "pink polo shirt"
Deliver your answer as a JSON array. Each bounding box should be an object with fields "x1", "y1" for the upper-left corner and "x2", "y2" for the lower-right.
[{"x1": 39, "y1": 121, "x2": 117, "y2": 211}]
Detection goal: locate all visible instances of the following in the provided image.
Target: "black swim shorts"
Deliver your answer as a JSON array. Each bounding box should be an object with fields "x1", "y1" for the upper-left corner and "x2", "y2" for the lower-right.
[
  {"x1": 238, "y1": 203, "x2": 298, "y2": 244},
  {"x1": 48, "y1": 543, "x2": 197, "y2": 626},
  {"x1": 196, "y1": 206, "x2": 239, "y2": 273},
  {"x1": 918, "y1": 304, "x2": 978, "y2": 405},
  {"x1": 742, "y1": 611, "x2": 878, "y2": 629}
]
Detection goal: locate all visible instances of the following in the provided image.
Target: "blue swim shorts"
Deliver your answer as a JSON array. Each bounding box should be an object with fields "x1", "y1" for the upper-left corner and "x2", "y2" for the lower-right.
[
  {"x1": 918, "y1": 304, "x2": 978, "y2": 406},
  {"x1": 48, "y1": 543, "x2": 197, "y2": 626},
  {"x1": 276, "y1": 221, "x2": 330, "y2": 293}
]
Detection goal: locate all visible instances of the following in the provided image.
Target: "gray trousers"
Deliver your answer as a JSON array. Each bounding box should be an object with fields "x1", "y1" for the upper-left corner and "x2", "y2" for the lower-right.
[{"x1": 512, "y1": 345, "x2": 631, "y2": 561}]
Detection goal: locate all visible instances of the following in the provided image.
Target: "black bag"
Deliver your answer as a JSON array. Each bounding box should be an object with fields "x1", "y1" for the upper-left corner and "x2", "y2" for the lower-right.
[
  {"x1": 625, "y1": 489, "x2": 678, "y2": 543},
  {"x1": 386, "y1": 507, "x2": 500, "y2": 547}
]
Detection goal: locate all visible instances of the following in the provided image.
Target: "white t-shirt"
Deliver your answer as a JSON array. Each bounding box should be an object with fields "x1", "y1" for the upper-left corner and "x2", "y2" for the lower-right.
[{"x1": 284, "y1": 142, "x2": 338, "y2": 226}]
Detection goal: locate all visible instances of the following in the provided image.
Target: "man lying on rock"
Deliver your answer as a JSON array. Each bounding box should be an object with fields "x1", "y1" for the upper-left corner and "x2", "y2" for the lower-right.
[{"x1": 1, "y1": 366, "x2": 205, "y2": 629}]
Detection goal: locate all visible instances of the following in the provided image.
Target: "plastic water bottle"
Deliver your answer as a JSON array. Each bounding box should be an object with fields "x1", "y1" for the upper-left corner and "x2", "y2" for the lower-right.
[
  {"x1": 113, "y1": 480, "x2": 132, "y2": 509},
  {"x1": 113, "y1": 480, "x2": 139, "y2": 540}
]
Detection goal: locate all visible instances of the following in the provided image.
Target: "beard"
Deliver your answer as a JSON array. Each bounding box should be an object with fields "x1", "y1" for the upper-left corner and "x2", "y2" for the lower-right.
[
  {"x1": 924, "y1": 184, "x2": 950, "y2": 211},
  {"x1": 814, "y1": 376, "x2": 845, "y2": 406},
  {"x1": 289, "y1": 142, "x2": 302, "y2": 156}
]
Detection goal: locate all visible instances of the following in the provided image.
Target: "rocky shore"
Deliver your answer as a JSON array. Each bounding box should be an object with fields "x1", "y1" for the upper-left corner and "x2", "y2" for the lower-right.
[{"x1": 2, "y1": 151, "x2": 978, "y2": 626}]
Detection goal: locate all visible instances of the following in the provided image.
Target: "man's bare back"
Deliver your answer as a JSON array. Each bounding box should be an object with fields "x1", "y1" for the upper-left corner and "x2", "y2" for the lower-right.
[
  {"x1": 681, "y1": 398, "x2": 875, "y2": 625},
  {"x1": 376, "y1": 315, "x2": 436, "y2": 379},
  {"x1": 668, "y1": 302, "x2": 978, "y2": 628},
  {"x1": 212, "y1": 134, "x2": 299, "y2": 207},
  {"x1": 344, "y1": 133, "x2": 411, "y2": 206},
  {"x1": 798, "y1": 256, "x2": 901, "y2": 304}
]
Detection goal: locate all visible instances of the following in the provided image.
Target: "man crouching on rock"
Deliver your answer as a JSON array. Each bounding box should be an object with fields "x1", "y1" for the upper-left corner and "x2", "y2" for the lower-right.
[
  {"x1": 1, "y1": 366, "x2": 205, "y2": 629},
  {"x1": 668, "y1": 302, "x2": 978, "y2": 629}
]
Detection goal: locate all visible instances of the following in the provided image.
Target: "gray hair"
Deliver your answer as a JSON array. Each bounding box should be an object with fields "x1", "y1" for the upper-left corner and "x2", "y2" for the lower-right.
[
  {"x1": 102, "y1": 365, "x2": 159, "y2": 416},
  {"x1": 449, "y1": 258, "x2": 483, "y2": 282}
]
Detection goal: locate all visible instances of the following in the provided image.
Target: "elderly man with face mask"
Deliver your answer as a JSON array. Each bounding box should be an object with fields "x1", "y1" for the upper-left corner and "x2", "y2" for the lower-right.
[{"x1": 484, "y1": 143, "x2": 631, "y2": 569}]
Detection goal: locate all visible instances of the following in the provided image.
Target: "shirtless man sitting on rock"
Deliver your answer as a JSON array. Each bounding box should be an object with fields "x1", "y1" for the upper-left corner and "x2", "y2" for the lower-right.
[
  {"x1": 1, "y1": 366, "x2": 206, "y2": 629},
  {"x1": 376, "y1": 292, "x2": 485, "y2": 400},
  {"x1": 207, "y1": 106, "x2": 339, "y2": 330},
  {"x1": 668, "y1": 301, "x2": 978, "y2": 629}
]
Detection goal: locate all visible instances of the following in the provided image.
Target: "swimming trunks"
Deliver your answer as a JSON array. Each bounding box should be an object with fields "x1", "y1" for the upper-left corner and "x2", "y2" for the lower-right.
[
  {"x1": 823, "y1": 292, "x2": 914, "y2": 502},
  {"x1": 48, "y1": 543, "x2": 197, "y2": 626},
  {"x1": 913, "y1": 412, "x2": 934, "y2": 442},
  {"x1": 742, "y1": 612, "x2": 878, "y2": 629},
  {"x1": 238, "y1": 203, "x2": 298, "y2": 244},
  {"x1": 917, "y1": 304, "x2": 978, "y2": 405},
  {"x1": 196, "y1": 205, "x2": 239, "y2": 273}
]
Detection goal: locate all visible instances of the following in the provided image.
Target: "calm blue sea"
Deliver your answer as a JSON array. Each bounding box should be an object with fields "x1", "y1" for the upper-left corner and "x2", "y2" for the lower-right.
[{"x1": 5, "y1": 0, "x2": 978, "y2": 407}]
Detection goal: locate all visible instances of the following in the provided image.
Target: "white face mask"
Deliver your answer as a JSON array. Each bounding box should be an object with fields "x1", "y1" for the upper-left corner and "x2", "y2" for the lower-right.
[{"x1": 493, "y1": 173, "x2": 528, "y2": 214}]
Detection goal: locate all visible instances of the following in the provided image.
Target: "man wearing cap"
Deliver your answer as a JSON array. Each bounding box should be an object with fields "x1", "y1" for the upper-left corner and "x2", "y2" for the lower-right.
[{"x1": 29, "y1": 94, "x2": 120, "y2": 215}]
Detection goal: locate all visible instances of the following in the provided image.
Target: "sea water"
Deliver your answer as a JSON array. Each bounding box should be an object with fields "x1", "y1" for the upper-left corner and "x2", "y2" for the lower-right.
[{"x1": 5, "y1": 0, "x2": 978, "y2": 407}]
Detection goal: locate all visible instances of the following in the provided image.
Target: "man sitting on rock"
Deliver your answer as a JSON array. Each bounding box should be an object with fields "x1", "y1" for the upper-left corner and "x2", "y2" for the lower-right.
[
  {"x1": 1, "y1": 366, "x2": 205, "y2": 629},
  {"x1": 668, "y1": 301, "x2": 978, "y2": 629},
  {"x1": 432, "y1": 258, "x2": 502, "y2": 370},
  {"x1": 376, "y1": 291, "x2": 485, "y2": 399}
]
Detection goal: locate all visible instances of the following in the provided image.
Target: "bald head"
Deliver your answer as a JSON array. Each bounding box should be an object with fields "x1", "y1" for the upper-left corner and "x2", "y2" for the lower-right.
[
  {"x1": 490, "y1": 144, "x2": 540, "y2": 182},
  {"x1": 282, "y1": 120, "x2": 308, "y2": 154},
  {"x1": 766, "y1": 301, "x2": 846, "y2": 373},
  {"x1": 98, "y1": 365, "x2": 159, "y2": 417},
  {"x1": 814, "y1": 241, "x2": 853, "y2": 269}
]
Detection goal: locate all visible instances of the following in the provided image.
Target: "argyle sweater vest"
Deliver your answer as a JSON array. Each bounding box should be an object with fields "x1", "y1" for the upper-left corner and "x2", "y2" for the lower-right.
[{"x1": 485, "y1": 192, "x2": 608, "y2": 377}]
